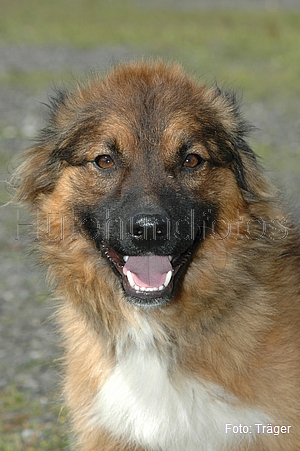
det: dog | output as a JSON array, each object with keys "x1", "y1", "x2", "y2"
[{"x1": 16, "y1": 61, "x2": 300, "y2": 450}]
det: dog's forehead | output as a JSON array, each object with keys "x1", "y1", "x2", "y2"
[
  {"x1": 79, "y1": 65, "x2": 202, "y2": 134},
  {"x1": 53, "y1": 63, "x2": 239, "y2": 166},
  {"x1": 90, "y1": 93, "x2": 203, "y2": 154},
  {"x1": 92, "y1": 111, "x2": 205, "y2": 163}
]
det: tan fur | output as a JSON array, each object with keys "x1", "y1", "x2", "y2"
[{"x1": 15, "y1": 61, "x2": 300, "y2": 450}]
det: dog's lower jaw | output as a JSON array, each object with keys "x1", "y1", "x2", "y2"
[
  {"x1": 121, "y1": 267, "x2": 174, "y2": 307},
  {"x1": 124, "y1": 292, "x2": 172, "y2": 308}
]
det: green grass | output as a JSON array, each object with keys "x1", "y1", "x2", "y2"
[
  {"x1": 0, "y1": 1, "x2": 300, "y2": 100},
  {"x1": 0, "y1": 383, "x2": 69, "y2": 451}
]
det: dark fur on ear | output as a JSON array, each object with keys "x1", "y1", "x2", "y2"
[
  {"x1": 231, "y1": 134, "x2": 257, "y2": 198},
  {"x1": 213, "y1": 87, "x2": 274, "y2": 203},
  {"x1": 13, "y1": 87, "x2": 79, "y2": 206}
]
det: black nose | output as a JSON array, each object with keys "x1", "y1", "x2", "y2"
[{"x1": 130, "y1": 214, "x2": 170, "y2": 242}]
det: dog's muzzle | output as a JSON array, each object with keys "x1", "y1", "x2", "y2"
[{"x1": 98, "y1": 212, "x2": 202, "y2": 308}]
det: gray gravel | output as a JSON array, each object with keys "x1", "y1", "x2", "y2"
[{"x1": 0, "y1": 45, "x2": 141, "y2": 78}]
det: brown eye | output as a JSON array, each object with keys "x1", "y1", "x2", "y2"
[
  {"x1": 182, "y1": 154, "x2": 203, "y2": 169},
  {"x1": 94, "y1": 154, "x2": 115, "y2": 169}
]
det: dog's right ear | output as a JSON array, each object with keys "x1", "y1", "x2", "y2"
[
  {"x1": 13, "y1": 88, "x2": 73, "y2": 207},
  {"x1": 13, "y1": 141, "x2": 63, "y2": 208}
]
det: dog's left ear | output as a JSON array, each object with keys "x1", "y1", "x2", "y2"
[
  {"x1": 231, "y1": 132, "x2": 258, "y2": 200},
  {"x1": 215, "y1": 88, "x2": 274, "y2": 203}
]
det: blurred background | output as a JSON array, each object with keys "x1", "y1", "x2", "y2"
[{"x1": 0, "y1": 0, "x2": 299, "y2": 449}]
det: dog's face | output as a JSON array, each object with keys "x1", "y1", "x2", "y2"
[{"x1": 17, "y1": 62, "x2": 263, "y2": 308}]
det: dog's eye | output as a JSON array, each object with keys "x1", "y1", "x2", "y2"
[
  {"x1": 94, "y1": 154, "x2": 115, "y2": 169},
  {"x1": 182, "y1": 154, "x2": 203, "y2": 169}
]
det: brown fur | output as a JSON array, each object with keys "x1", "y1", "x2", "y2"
[{"x1": 15, "y1": 61, "x2": 300, "y2": 450}]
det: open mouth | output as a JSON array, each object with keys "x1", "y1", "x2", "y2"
[{"x1": 100, "y1": 242, "x2": 196, "y2": 307}]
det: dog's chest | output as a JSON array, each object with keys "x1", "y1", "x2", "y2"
[{"x1": 91, "y1": 342, "x2": 268, "y2": 451}]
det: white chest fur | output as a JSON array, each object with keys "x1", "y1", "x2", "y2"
[{"x1": 90, "y1": 335, "x2": 269, "y2": 451}]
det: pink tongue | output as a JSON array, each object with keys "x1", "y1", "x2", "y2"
[{"x1": 123, "y1": 255, "x2": 172, "y2": 288}]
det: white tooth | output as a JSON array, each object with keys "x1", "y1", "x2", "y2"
[
  {"x1": 159, "y1": 285, "x2": 164, "y2": 290},
  {"x1": 127, "y1": 270, "x2": 135, "y2": 287},
  {"x1": 164, "y1": 270, "x2": 172, "y2": 287},
  {"x1": 140, "y1": 287, "x2": 146, "y2": 291},
  {"x1": 134, "y1": 285, "x2": 140, "y2": 291},
  {"x1": 153, "y1": 287, "x2": 158, "y2": 291},
  {"x1": 168, "y1": 256, "x2": 172, "y2": 261},
  {"x1": 124, "y1": 256, "x2": 129, "y2": 262}
]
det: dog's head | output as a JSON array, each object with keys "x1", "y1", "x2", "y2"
[{"x1": 16, "y1": 61, "x2": 274, "y2": 308}]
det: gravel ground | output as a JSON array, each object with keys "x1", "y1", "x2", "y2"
[{"x1": 0, "y1": 42, "x2": 299, "y2": 447}]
